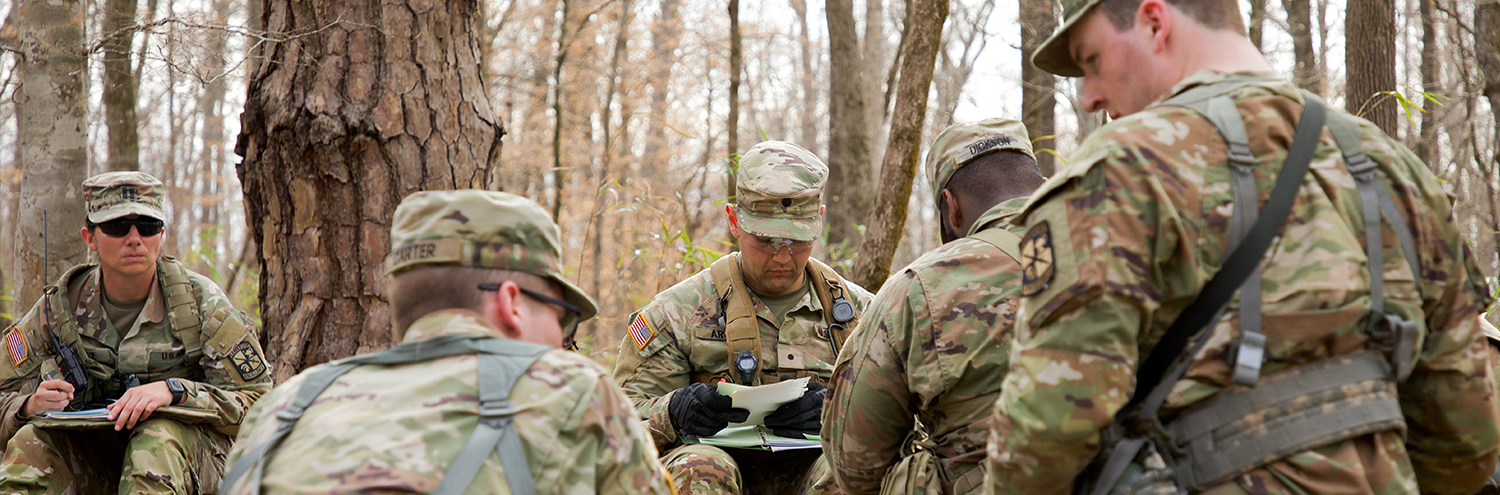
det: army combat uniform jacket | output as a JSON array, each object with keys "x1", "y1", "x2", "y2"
[
  {"x1": 0, "y1": 257, "x2": 272, "y2": 442},
  {"x1": 824, "y1": 198, "x2": 1027, "y2": 495},
  {"x1": 986, "y1": 71, "x2": 1499, "y2": 495},
  {"x1": 223, "y1": 309, "x2": 673, "y2": 495},
  {"x1": 612, "y1": 256, "x2": 873, "y2": 449}
]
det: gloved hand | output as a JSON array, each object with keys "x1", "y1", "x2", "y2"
[
  {"x1": 668, "y1": 382, "x2": 750, "y2": 437},
  {"x1": 765, "y1": 382, "x2": 826, "y2": 439}
]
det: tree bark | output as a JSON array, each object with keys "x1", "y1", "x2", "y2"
[
  {"x1": 1414, "y1": 0, "x2": 1439, "y2": 167},
  {"x1": 863, "y1": 0, "x2": 888, "y2": 162},
  {"x1": 102, "y1": 0, "x2": 139, "y2": 171},
  {"x1": 237, "y1": 0, "x2": 504, "y2": 379},
  {"x1": 10, "y1": 0, "x2": 89, "y2": 308},
  {"x1": 825, "y1": 0, "x2": 873, "y2": 251},
  {"x1": 850, "y1": 0, "x2": 947, "y2": 290},
  {"x1": 1346, "y1": 0, "x2": 1397, "y2": 135},
  {"x1": 1477, "y1": 1, "x2": 1500, "y2": 277},
  {"x1": 643, "y1": 0, "x2": 682, "y2": 183},
  {"x1": 790, "y1": 0, "x2": 819, "y2": 149},
  {"x1": 728, "y1": 0, "x2": 742, "y2": 206},
  {"x1": 1247, "y1": 0, "x2": 1267, "y2": 50},
  {"x1": 1021, "y1": 0, "x2": 1057, "y2": 175},
  {"x1": 1284, "y1": 0, "x2": 1321, "y2": 94}
]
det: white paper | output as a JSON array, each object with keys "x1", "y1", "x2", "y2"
[{"x1": 717, "y1": 376, "x2": 809, "y2": 427}]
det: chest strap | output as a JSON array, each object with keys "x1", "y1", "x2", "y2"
[
  {"x1": 218, "y1": 335, "x2": 550, "y2": 495},
  {"x1": 157, "y1": 256, "x2": 204, "y2": 363},
  {"x1": 710, "y1": 254, "x2": 860, "y2": 385}
]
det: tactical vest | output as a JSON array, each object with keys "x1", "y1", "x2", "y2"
[
  {"x1": 705, "y1": 253, "x2": 859, "y2": 386},
  {"x1": 42, "y1": 255, "x2": 208, "y2": 405},
  {"x1": 219, "y1": 334, "x2": 551, "y2": 495},
  {"x1": 1082, "y1": 82, "x2": 1422, "y2": 494}
]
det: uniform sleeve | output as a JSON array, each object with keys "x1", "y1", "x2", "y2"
[
  {"x1": 610, "y1": 309, "x2": 691, "y2": 450},
  {"x1": 219, "y1": 378, "x2": 295, "y2": 495},
  {"x1": 0, "y1": 298, "x2": 50, "y2": 445},
  {"x1": 1381, "y1": 137, "x2": 1500, "y2": 493},
  {"x1": 570, "y1": 364, "x2": 674, "y2": 494},
  {"x1": 822, "y1": 271, "x2": 921, "y2": 495},
  {"x1": 986, "y1": 161, "x2": 1162, "y2": 495},
  {"x1": 184, "y1": 293, "x2": 274, "y2": 438}
]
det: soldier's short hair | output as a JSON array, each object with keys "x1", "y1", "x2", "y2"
[
  {"x1": 1096, "y1": 0, "x2": 1245, "y2": 34},
  {"x1": 944, "y1": 150, "x2": 1044, "y2": 206},
  {"x1": 389, "y1": 266, "x2": 557, "y2": 334}
]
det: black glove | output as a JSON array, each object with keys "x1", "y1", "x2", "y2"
[
  {"x1": 765, "y1": 382, "x2": 826, "y2": 439},
  {"x1": 668, "y1": 382, "x2": 750, "y2": 437}
]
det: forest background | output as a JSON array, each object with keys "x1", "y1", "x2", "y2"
[{"x1": 0, "y1": 0, "x2": 1497, "y2": 379}]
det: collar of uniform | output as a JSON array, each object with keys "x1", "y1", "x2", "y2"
[
  {"x1": 80, "y1": 266, "x2": 167, "y2": 338},
  {"x1": 1160, "y1": 69, "x2": 1289, "y2": 105},
  {"x1": 967, "y1": 196, "x2": 1030, "y2": 237},
  {"x1": 748, "y1": 278, "x2": 821, "y2": 328},
  {"x1": 401, "y1": 309, "x2": 505, "y2": 343}
]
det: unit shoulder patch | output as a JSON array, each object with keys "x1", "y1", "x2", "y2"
[
  {"x1": 229, "y1": 340, "x2": 267, "y2": 381},
  {"x1": 1020, "y1": 221, "x2": 1056, "y2": 296}
]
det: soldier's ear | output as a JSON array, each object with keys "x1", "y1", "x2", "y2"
[
  {"x1": 80, "y1": 227, "x2": 97, "y2": 252},
  {"x1": 726, "y1": 205, "x2": 741, "y2": 238},
  {"x1": 940, "y1": 189, "x2": 963, "y2": 231}
]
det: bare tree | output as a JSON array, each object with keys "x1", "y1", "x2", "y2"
[
  {"x1": 728, "y1": 0, "x2": 742, "y2": 206},
  {"x1": 1248, "y1": 0, "x2": 1268, "y2": 50},
  {"x1": 851, "y1": 0, "x2": 947, "y2": 290},
  {"x1": 826, "y1": 0, "x2": 873, "y2": 253},
  {"x1": 1021, "y1": 0, "x2": 1057, "y2": 175},
  {"x1": 643, "y1": 0, "x2": 683, "y2": 184},
  {"x1": 790, "y1": 0, "x2": 820, "y2": 149},
  {"x1": 1346, "y1": 0, "x2": 1397, "y2": 135},
  {"x1": 1284, "y1": 0, "x2": 1322, "y2": 94},
  {"x1": 1414, "y1": 0, "x2": 1439, "y2": 166},
  {"x1": 237, "y1": 0, "x2": 504, "y2": 378},
  {"x1": 102, "y1": 0, "x2": 140, "y2": 171},
  {"x1": 4, "y1": 0, "x2": 90, "y2": 307}
]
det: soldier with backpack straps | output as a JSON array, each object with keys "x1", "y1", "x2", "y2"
[
  {"x1": 985, "y1": 0, "x2": 1499, "y2": 494},
  {"x1": 219, "y1": 190, "x2": 673, "y2": 495}
]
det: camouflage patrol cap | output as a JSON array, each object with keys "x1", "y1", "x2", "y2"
[
  {"x1": 385, "y1": 190, "x2": 599, "y2": 321},
  {"x1": 928, "y1": 118, "x2": 1035, "y2": 206},
  {"x1": 734, "y1": 141, "x2": 828, "y2": 242},
  {"x1": 82, "y1": 171, "x2": 166, "y2": 224},
  {"x1": 1031, "y1": 0, "x2": 1108, "y2": 77}
]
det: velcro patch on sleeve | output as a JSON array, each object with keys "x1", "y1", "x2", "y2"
[
  {"x1": 5, "y1": 327, "x2": 27, "y2": 367},
  {"x1": 206, "y1": 316, "x2": 248, "y2": 357},
  {"x1": 629, "y1": 313, "x2": 657, "y2": 350}
]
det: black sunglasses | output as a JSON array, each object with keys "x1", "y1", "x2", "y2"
[
  {"x1": 477, "y1": 283, "x2": 582, "y2": 349},
  {"x1": 94, "y1": 218, "x2": 165, "y2": 238}
]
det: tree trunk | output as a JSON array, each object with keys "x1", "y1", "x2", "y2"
[
  {"x1": 9, "y1": 0, "x2": 89, "y2": 308},
  {"x1": 643, "y1": 0, "x2": 682, "y2": 183},
  {"x1": 1247, "y1": 0, "x2": 1267, "y2": 50},
  {"x1": 1346, "y1": 0, "x2": 1397, "y2": 135},
  {"x1": 102, "y1": 0, "x2": 139, "y2": 171},
  {"x1": 587, "y1": 0, "x2": 633, "y2": 347},
  {"x1": 826, "y1": 0, "x2": 873, "y2": 252},
  {"x1": 1413, "y1": 0, "x2": 1439, "y2": 167},
  {"x1": 728, "y1": 0, "x2": 742, "y2": 206},
  {"x1": 791, "y1": 0, "x2": 819, "y2": 149},
  {"x1": 549, "y1": 0, "x2": 573, "y2": 220},
  {"x1": 1284, "y1": 0, "x2": 1321, "y2": 94},
  {"x1": 850, "y1": 0, "x2": 947, "y2": 290},
  {"x1": 1477, "y1": 1, "x2": 1500, "y2": 277},
  {"x1": 1021, "y1": 0, "x2": 1057, "y2": 175},
  {"x1": 237, "y1": 0, "x2": 504, "y2": 379},
  {"x1": 863, "y1": 0, "x2": 888, "y2": 162}
]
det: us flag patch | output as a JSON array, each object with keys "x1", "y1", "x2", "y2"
[
  {"x1": 629, "y1": 314, "x2": 656, "y2": 350},
  {"x1": 5, "y1": 327, "x2": 27, "y2": 367}
]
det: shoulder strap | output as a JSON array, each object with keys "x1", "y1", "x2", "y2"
[
  {"x1": 157, "y1": 256, "x2": 204, "y2": 362},
  {"x1": 432, "y1": 350, "x2": 543, "y2": 495},
  {"x1": 804, "y1": 258, "x2": 859, "y2": 356},
  {"x1": 1128, "y1": 97, "x2": 1328, "y2": 420},
  {"x1": 218, "y1": 335, "x2": 550, "y2": 495},
  {"x1": 712, "y1": 254, "x2": 765, "y2": 385},
  {"x1": 967, "y1": 226, "x2": 1023, "y2": 264}
]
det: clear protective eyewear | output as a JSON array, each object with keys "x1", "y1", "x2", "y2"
[{"x1": 743, "y1": 235, "x2": 814, "y2": 256}]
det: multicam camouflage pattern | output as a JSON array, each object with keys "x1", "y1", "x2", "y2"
[
  {"x1": 82, "y1": 171, "x2": 167, "y2": 224},
  {"x1": 611, "y1": 257, "x2": 872, "y2": 494},
  {"x1": 823, "y1": 197, "x2": 1027, "y2": 495},
  {"x1": 0, "y1": 258, "x2": 269, "y2": 494},
  {"x1": 1030, "y1": 0, "x2": 1106, "y2": 77},
  {"x1": 0, "y1": 417, "x2": 232, "y2": 494},
  {"x1": 222, "y1": 310, "x2": 672, "y2": 495},
  {"x1": 985, "y1": 70, "x2": 1500, "y2": 495},
  {"x1": 662, "y1": 444, "x2": 837, "y2": 494},
  {"x1": 735, "y1": 141, "x2": 829, "y2": 242},
  {"x1": 926, "y1": 118, "x2": 1036, "y2": 207},
  {"x1": 386, "y1": 190, "x2": 599, "y2": 320}
]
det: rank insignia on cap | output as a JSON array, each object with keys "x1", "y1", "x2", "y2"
[
  {"x1": 5, "y1": 327, "x2": 26, "y2": 367},
  {"x1": 1021, "y1": 221, "x2": 1055, "y2": 296},
  {"x1": 629, "y1": 313, "x2": 656, "y2": 350}
]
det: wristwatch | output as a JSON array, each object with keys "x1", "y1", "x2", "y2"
[{"x1": 165, "y1": 378, "x2": 186, "y2": 406}]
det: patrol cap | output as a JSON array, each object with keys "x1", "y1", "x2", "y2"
[
  {"x1": 82, "y1": 171, "x2": 166, "y2": 224},
  {"x1": 734, "y1": 141, "x2": 828, "y2": 242},
  {"x1": 927, "y1": 118, "x2": 1035, "y2": 206},
  {"x1": 1031, "y1": 0, "x2": 1108, "y2": 77},
  {"x1": 385, "y1": 190, "x2": 599, "y2": 321}
]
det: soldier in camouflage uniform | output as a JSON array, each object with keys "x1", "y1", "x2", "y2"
[
  {"x1": 612, "y1": 141, "x2": 874, "y2": 495},
  {"x1": 822, "y1": 119, "x2": 1043, "y2": 495},
  {"x1": 985, "y1": 1, "x2": 1499, "y2": 494},
  {"x1": 220, "y1": 190, "x2": 673, "y2": 495},
  {"x1": 0, "y1": 171, "x2": 272, "y2": 494}
]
